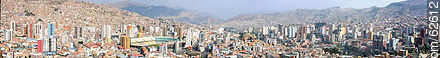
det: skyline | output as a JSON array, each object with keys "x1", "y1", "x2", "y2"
[{"x1": 0, "y1": 0, "x2": 437, "y2": 57}]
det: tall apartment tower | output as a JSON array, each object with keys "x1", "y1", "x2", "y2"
[
  {"x1": 330, "y1": 24, "x2": 336, "y2": 42},
  {"x1": 278, "y1": 24, "x2": 284, "y2": 36},
  {"x1": 126, "y1": 24, "x2": 134, "y2": 37},
  {"x1": 120, "y1": 36, "x2": 131, "y2": 49},
  {"x1": 138, "y1": 26, "x2": 144, "y2": 38},
  {"x1": 4, "y1": 30, "x2": 13, "y2": 41},
  {"x1": 262, "y1": 27, "x2": 269, "y2": 35},
  {"x1": 50, "y1": 37, "x2": 57, "y2": 52},
  {"x1": 175, "y1": 27, "x2": 184, "y2": 40},
  {"x1": 48, "y1": 23, "x2": 55, "y2": 36},
  {"x1": 102, "y1": 25, "x2": 112, "y2": 38},
  {"x1": 27, "y1": 22, "x2": 34, "y2": 38},
  {"x1": 10, "y1": 21, "x2": 16, "y2": 32},
  {"x1": 43, "y1": 36, "x2": 57, "y2": 54},
  {"x1": 74, "y1": 26, "x2": 83, "y2": 38},
  {"x1": 368, "y1": 31, "x2": 374, "y2": 40},
  {"x1": 35, "y1": 23, "x2": 42, "y2": 39},
  {"x1": 37, "y1": 40, "x2": 43, "y2": 53},
  {"x1": 7, "y1": 21, "x2": 16, "y2": 41}
]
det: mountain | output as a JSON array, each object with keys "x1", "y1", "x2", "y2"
[
  {"x1": 156, "y1": 10, "x2": 224, "y2": 25},
  {"x1": 122, "y1": 5, "x2": 182, "y2": 18},
  {"x1": 103, "y1": 1, "x2": 224, "y2": 25},
  {"x1": 221, "y1": 0, "x2": 426, "y2": 30}
]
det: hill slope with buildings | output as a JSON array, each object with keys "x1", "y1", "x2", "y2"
[
  {"x1": 1, "y1": 0, "x2": 204, "y2": 31},
  {"x1": 220, "y1": 0, "x2": 426, "y2": 30}
]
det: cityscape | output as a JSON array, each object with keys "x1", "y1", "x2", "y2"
[{"x1": 1, "y1": 0, "x2": 439, "y2": 58}]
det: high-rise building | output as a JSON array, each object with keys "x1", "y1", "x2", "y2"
[
  {"x1": 262, "y1": 27, "x2": 269, "y2": 35},
  {"x1": 50, "y1": 37, "x2": 57, "y2": 52},
  {"x1": 74, "y1": 26, "x2": 83, "y2": 38},
  {"x1": 287, "y1": 26, "x2": 296, "y2": 38},
  {"x1": 284, "y1": 27, "x2": 288, "y2": 37},
  {"x1": 269, "y1": 27, "x2": 277, "y2": 38},
  {"x1": 299, "y1": 26, "x2": 305, "y2": 38},
  {"x1": 306, "y1": 25, "x2": 312, "y2": 34},
  {"x1": 340, "y1": 27, "x2": 347, "y2": 35},
  {"x1": 368, "y1": 31, "x2": 374, "y2": 40},
  {"x1": 321, "y1": 26, "x2": 327, "y2": 35},
  {"x1": 161, "y1": 27, "x2": 167, "y2": 36},
  {"x1": 185, "y1": 29, "x2": 194, "y2": 48},
  {"x1": 174, "y1": 41, "x2": 181, "y2": 55},
  {"x1": 43, "y1": 37, "x2": 49, "y2": 52},
  {"x1": 120, "y1": 36, "x2": 131, "y2": 49},
  {"x1": 330, "y1": 24, "x2": 336, "y2": 42},
  {"x1": 43, "y1": 36, "x2": 56, "y2": 54},
  {"x1": 200, "y1": 31, "x2": 205, "y2": 44},
  {"x1": 278, "y1": 24, "x2": 284, "y2": 36},
  {"x1": 133, "y1": 25, "x2": 139, "y2": 36},
  {"x1": 35, "y1": 23, "x2": 42, "y2": 39},
  {"x1": 37, "y1": 40, "x2": 43, "y2": 53},
  {"x1": 48, "y1": 23, "x2": 55, "y2": 36},
  {"x1": 120, "y1": 24, "x2": 126, "y2": 34},
  {"x1": 27, "y1": 22, "x2": 34, "y2": 38},
  {"x1": 10, "y1": 21, "x2": 16, "y2": 31},
  {"x1": 286, "y1": 26, "x2": 291, "y2": 38},
  {"x1": 175, "y1": 27, "x2": 184, "y2": 40},
  {"x1": 138, "y1": 26, "x2": 144, "y2": 38},
  {"x1": 5, "y1": 30, "x2": 13, "y2": 41},
  {"x1": 190, "y1": 29, "x2": 200, "y2": 47},
  {"x1": 7, "y1": 21, "x2": 16, "y2": 41},
  {"x1": 373, "y1": 35, "x2": 384, "y2": 50},
  {"x1": 126, "y1": 24, "x2": 134, "y2": 37},
  {"x1": 101, "y1": 25, "x2": 112, "y2": 38},
  {"x1": 353, "y1": 26, "x2": 359, "y2": 39}
]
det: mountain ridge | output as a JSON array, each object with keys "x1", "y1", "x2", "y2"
[{"x1": 100, "y1": 0, "x2": 225, "y2": 25}]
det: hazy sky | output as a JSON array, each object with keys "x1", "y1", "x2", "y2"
[{"x1": 82, "y1": 0, "x2": 406, "y2": 20}]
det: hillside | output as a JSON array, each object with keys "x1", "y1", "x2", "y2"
[
  {"x1": 122, "y1": 5, "x2": 223, "y2": 25},
  {"x1": 1, "y1": 0, "x2": 202, "y2": 30},
  {"x1": 220, "y1": 0, "x2": 426, "y2": 30}
]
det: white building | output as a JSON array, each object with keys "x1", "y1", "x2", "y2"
[
  {"x1": 43, "y1": 36, "x2": 57, "y2": 52},
  {"x1": 10, "y1": 21, "x2": 16, "y2": 32},
  {"x1": 288, "y1": 27, "x2": 297, "y2": 38},
  {"x1": 4, "y1": 29, "x2": 13, "y2": 41},
  {"x1": 101, "y1": 25, "x2": 112, "y2": 38},
  {"x1": 262, "y1": 27, "x2": 269, "y2": 35}
]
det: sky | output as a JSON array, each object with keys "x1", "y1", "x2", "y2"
[{"x1": 82, "y1": 0, "x2": 406, "y2": 20}]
